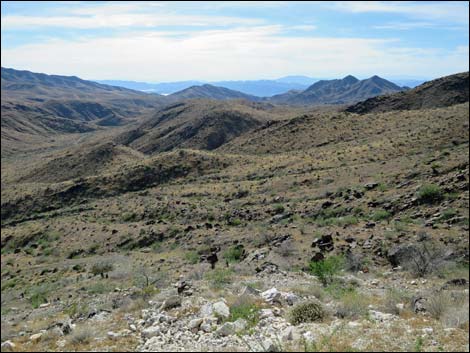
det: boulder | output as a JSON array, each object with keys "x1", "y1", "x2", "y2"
[
  {"x1": 1, "y1": 341, "x2": 16, "y2": 352},
  {"x1": 213, "y1": 301, "x2": 230, "y2": 318},
  {"x1": 161, "y1": 296, "x2": 182, "y2": 310},
  {"x1": 29, "y1": 333, "x2": 43, "y2": 343}
]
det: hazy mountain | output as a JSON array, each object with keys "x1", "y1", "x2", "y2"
[
  {"x1": 270, "y1": 75, "x2": 405, "y2": 105},
  {"x1": 96, "y1": 78, "x2": 309, "y2": 97},
  {"x1": 168, "y1": 84, "x2": 261, "y2": 101},
  {"x1": 346, "y1": 72, "x2": 470, "y2": 114}
]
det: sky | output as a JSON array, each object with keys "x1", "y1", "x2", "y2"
[{"x1": 1, "y1": 1, "x2": 469, "y2": 82}]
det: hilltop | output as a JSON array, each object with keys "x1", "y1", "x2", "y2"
[
  {"x1": 271, "y1": 75, "x2": 405, "y2": 105},
  {"x1": 346, "y1": 72, "x2": 469, "y2": 114}
]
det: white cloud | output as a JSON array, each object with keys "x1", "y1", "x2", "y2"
[
  {"x1": 1, "y1": 2, "x2": 264, "y2": 30},
  {"x1": 2, "y1": 27, "x2": 468, "y2": 81},
  {"x1": 329, "y1": 1, "x2": 469, "y2": 24}
]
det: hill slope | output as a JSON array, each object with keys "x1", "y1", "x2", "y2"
[
  {"x1": 346, "y1": 72, "x2": 469, "y2": 114},
  {"x1": 270, "y1": 75, "x2": 404, "y2": 105},
  {"x1": 115, "y1": 100, "x2": 268, "y2": 154}
]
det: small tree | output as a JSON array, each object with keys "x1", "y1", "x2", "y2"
[
  {"x1": 405, "y1": 243, "x2": 447, "y2": 278},
  {"x1": 309, "y1": 255, "x2": 344, "y2": 286}
]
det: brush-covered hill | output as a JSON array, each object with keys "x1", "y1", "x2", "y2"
[
  {"x1": 168, "y1": 84, "x2": 261, "y2": 101},
  {"x1": 346, "y1": 72, "x2": 469, "y2": 114},
  {"x1": 114, "y1": 100, "x2": 270, "y2": 154},
  {"x1": 1, "y1": 68, "x2": 167, "y2": 156},
  {"x1": 270, "y1": 75, "x2": 404, "y2": 105}
]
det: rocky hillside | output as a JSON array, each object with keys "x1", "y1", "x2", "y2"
[
  {"x1": 114, "y1": 100, "x2": 269, "y2": 154},
  {"x1": 346, "y1": 72, "x2": 469, "y2": 114},
  {"x1": 270, "y1": 75, "x2": 404, "y2": 105}
]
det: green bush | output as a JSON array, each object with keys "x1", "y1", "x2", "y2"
[
  {"x1": 205, "y1": 268, "x2": 234, "y2": 289},
  {"x1": 417, "y1": 184, "x2": 443, "y2": 204},
  {"x1": 227, "y1": 296, "x2": 261, "y2": 329},
  {"x1": 273, "y1": 204, "x2": 285, "y2": 214},
  {"x1": 289, "y1": 300, "x2": 325, "y2": 325},
  {"x1": 185, "y1": 251, "x2": 200, "y2": 264},
  {"x1": 223, "y1": 246, "x2": 244, "y2": 263},
  {"x1": 371, "y1": 209, "x2": 391, "y2": 222},
  {"x1": 309, "y1": 256, "x2": 344, "y2": 286}
]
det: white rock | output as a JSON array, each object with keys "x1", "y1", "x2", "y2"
[
  {"x1": 200, "y1": 323, "x2": 212, "y2": 333},
  {"x1": 422, "y1": 327, "x2": 433, "y2": 335},
  {"x1": 281, "y1": 326, "x2": 294, "y2": 342},
  {"x1": 1, "y1": 341, "x2": 15, "y2": 352},
  {"x1": 260, "y1": 309, "x2": 275, "y2": 319},
  {"x1": 261, "y1": 288, "x2": 281, "y2": 304},
  {"x1": 129, "y1": 324, "x2": 137, "y2": 332},
  {"x1": 396, "y1": 303, "x2": 405, "y2": 311},
  {"x1": 39, "y1": 303, "x2": 50, "y2": 308},
  {"x1": 189, "y1": 318, "x2": 203, "y2": 330},
  {"x1": 347, "y1": 321, "x2": 362, "y2": 328},
  {"x1": 232, "y1": 318, "x2": 247, "y2": 332},
  {"x1": 303, "y1": 331, "x2": 315, "y2": 345},
  {"x1": 29, "y1": 333, "x2": 43, "y2": 342},
  {"x1": 199, "y1": 303, "x2": 214, "y2": 317},
  {"x1": 213, "y1": 301, "x2": 230, "y2": 318},
  {"x1": 368, "y1": 310, "x2": 396, "y2": 322},
  {"x1": 107, "y1": 331, "x2": 120, "y2": 340},
  {"x1": 142, "y1": 326, "x2": 161, "y2": 338}
]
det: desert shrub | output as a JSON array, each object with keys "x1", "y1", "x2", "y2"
[
  {"x1": 309, "y1": 255, "x2": 344, "y2": 286},
  {"x1": 343, "y1": 251, "x2": 366, "y2": 272},
  {"x1": 336, "y1": 291, "x2": 369, "y2": 319},
  {"x1": 64, "y1": 301, "x2": 90, "y2": 319},
  {"x1": 29, "y1": 286, "x2": 49, "y2": 309},
  {"x1": 227, "y1": 296, "x2": 261, "y2": 328},
  {"x1": 371, "y1": 209, "x2": 391, "y2": 222},
  {"x1": 185, "y1": 251, "x2": 200, "y2": 264},
  {"x1": 439, "y1": 208, "x2": 458, "y2": 221},
  {"x1": 289, "y1": 300, "x2": 326, "y2": 325},
  {"x1": 273, "y1": 204, "x2": 285, "y2": 214},
  {"x1": 223, "y1": 246, "x2": 244, "y2": 263},
  {"x1": 383, "y1": 288, "x2": 411, "y2": 315},
  {"x1": 69, "y1": 326, "x2": 93, "y2": 345},
  {"x1": 90, "y1": 262, "x2": 114, "y2": 278},
  {"x1": 426, "y1": 291, "x2": 452, "y2": 319},
  {"x1": 275, "y1": 239, "x2": 296, "y2": 257},
  {"x1": 205, "y1": 268, "x2": 234, "y2": 289},
  {"x1": 441, "y1": 301, "x2": 469, "y2": 329},
  {"x1": 417, "y1": 184, "x2": 443, "y2": 204},
  {"x1": 121, "y1": 212, "x2": 137, "y2": 222},
  {"x1": 402, "y1": 243, "x2": 448, "y2": 278}
]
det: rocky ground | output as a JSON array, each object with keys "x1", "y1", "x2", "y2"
[{"x1": 1, "y1": 263, "x2": 469, "y2": 352}]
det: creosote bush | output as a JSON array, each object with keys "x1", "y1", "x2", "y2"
[
  {"x1": 289, "y1": 300, "x2": 326, "y2": 325},
  {"x1": 309, "y1": 255, "x2": 344, "y2": 286},
  {"x1": 417, "y1": 184, "x2": 443, "y2": 204}
]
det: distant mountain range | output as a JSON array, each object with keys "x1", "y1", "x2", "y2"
[
  {"x1": 160, "y1": 75, "x2": 406, "y2": 105},
  {"x1": 96, "y1": 77, "x2": 314, "y2": 97},
  {"x1": 96, "y1": 76, "x2": 425, "y2": 97}
]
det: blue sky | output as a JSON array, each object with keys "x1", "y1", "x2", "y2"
[{"x1": 1, "y1": 1, "x2": 468, "y2": 81}]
